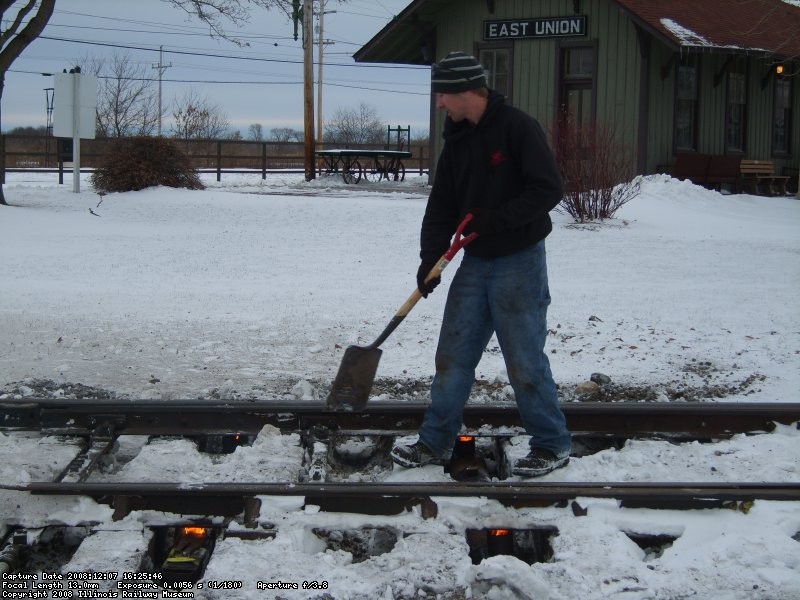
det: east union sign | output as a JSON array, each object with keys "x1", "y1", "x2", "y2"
[{"x1": 483, "y1": 15, "x2": 587, "y2": 40}]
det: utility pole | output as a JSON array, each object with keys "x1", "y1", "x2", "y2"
[
  {"x1": 303, "y1": 0, "x2": 315, "y2": 181},
  {"x1": 44, "y1": 86, "x2": 54, "y2": 166},
  {"x1": 151, "y1": 46, "x2": 172, "y2": 136},
  {"x1": 316, "y1": 0, "x2": 335, "y2": 146}
]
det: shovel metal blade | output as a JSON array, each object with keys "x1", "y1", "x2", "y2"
[{"x1": 326, "y1": 345, "x2": 383, "y2": 410}]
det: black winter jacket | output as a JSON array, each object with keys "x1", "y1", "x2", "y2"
[{"x1": 420, "y1": 90, "x2": 563, "y2": 262}]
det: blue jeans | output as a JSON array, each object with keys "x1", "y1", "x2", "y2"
[{"x1": 419, "y1": 240, "x2": 571, "y2": 458}]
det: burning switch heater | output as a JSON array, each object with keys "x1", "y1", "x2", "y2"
[
  {"x1": 466, "y1": 527, "x2": 557, "y2": 565},
  {"x1": 195, "y1": 434, "x2": 254, "y2": 454},
  {"x1": 155, "y1": 526, "x2": 216, "y2": 583},
  {"x1": 447, "y1": 435, "x2": 492, "y2": 481},
  {"x1": 487, "y1": 528, "x2": 514, "y2": 555}
]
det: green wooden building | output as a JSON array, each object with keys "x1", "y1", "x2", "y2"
[{"x1": 355, "y1": 0, "x2": 800, "y2": 185}]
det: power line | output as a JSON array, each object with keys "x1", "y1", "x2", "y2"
[
  {"x1": 42, "y1": 21, "x2": 296, "y2": 42},
  {"x1": 33, "y1": 34, "x2": 426, "y2": 70},
  {"x1": 9, "y1": 68, "x2": 429, "y2": 95}
]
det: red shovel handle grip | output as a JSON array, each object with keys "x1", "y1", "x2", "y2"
[
  {"x1": 421, "y1": 213, "x2": 478, "y2": 287},
  {"x1": 443, "y1": 213, "x2": 479, "y2": 260},
  {"x1": 363, "y1": 214, "x2": 480, "y2": 351}
]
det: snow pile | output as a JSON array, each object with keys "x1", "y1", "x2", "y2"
[
  {"x1": 1, "y1": 172, "x2": 797, "y2": 404},
  {"x1": 0, "y1": 171, "x2": 799, "y2": 598}
]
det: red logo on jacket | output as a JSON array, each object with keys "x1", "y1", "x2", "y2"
[{"x1": 489, "y1": 150, "x2": 506, "y2": 166}]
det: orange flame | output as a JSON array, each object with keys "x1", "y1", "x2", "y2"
[
  {"x1": 458, "y1": 436, "x2": 474, "y2": 443},
  {"x1": 181, "y1": 527, "x2": 209, "y2": 538},
  {"x1": 489, "y1": 529, "x2": 510, "y2": 537}
]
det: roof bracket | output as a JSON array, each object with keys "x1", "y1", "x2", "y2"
[
  {"x1": 714, "y1": 55, "x2": 734, "y2": 87},
  {"x1": 660, "y1": 53, "x2": 678, "y2": 80}
]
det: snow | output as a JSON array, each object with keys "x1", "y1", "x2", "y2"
[
  {"x1": 658, "y1": 18, "x2": 764, "y2": 53},
  {"x1": 660, "y1": 18, "x2": 713, "y2": 47},
  {"x1": 0, "y1": 171, "x2": 799, "y2": 598},
  {"x1": 1, "y1": 172, "x2": 797, "y2": 403}
]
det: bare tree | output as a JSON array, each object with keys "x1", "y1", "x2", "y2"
[
  {"x1": 552, "y1": 115, "x2": 640, "y2": 222},
  {"x1": 172, "y1": 89, "x2": 231, "y2": 139},
  {"x1": 84, "y1": 52, "x2": 161, "y2": 138},
  {"x1": 0, "y1": 0, "x2": 56, "y2": 205},
  {"x1": 248, "y1": 123, "x2": 264, "y2": 141},
  {"x1": 167, "y1": 0, "x2": 294, "y2": 44},
  {"x1": 0, "y1": 0, "x2": 291, "y2": 205},
  {"x1": 324, "y1": 103, "x2": 384, "y2": 146},
  {"x1": 269, "y1": 127, "x2": 303, "y2": 142}
]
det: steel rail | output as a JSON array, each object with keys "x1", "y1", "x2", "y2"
[
  {"x1": 6, "y1": 481, "x2": 797, "y2": 526},
  {"x1": 2, "y1": 401, "x2": 799, "y2": 437},
  {"x1": 6, "y1": 481, "x2": 799, "y2": 515},
  {"x1": 14, "y1": 480, "x2": 800, "y2": 501}
]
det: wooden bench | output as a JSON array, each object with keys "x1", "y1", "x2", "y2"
[
  {"x1": 671, "y1": 153, "x2": 711, "y2": 186},
  {"x1": 671, "y1": 153, "x2": 740, "y2": 191},
  {"x1": 706, "y1": 154, "x2": 742, "y2": 190},
  {"x1": 739, "y1": 160, "x2": 791, "y2": 196}
]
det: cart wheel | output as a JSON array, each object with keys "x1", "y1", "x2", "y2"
[
  {"x1": 389, "y1": 161, "x2": 406, "y2": 181},
  {"x1": 342, "y1": 160, "x2": 362, "y2": 184},
  {"x1": 363, "y1": 163, "x2": 383, "y2": 183}
]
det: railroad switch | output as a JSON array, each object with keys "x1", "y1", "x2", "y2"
[
  {"x1": 56, "y1": 421, "x2": 119, "y2": 483},
  {"x1": 466, "y1": 526, "x2": 556, "y2": 565}
]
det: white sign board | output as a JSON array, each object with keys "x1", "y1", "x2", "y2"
[{"x1": 53, "y1": 72, "x2": 97, "y2": 139}]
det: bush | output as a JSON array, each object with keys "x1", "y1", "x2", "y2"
[
  {"x1": 90, "y1": 136, "x2": 204, "y2": 193},
  {"x1": 552, "y1": 116, "x2": 640, "y2": 222}
]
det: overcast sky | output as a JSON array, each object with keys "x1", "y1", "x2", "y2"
[{"x1": 1, "y1": 0, "x2": 432, "y2": 137}]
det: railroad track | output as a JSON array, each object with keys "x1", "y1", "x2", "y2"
[
  {"x1": 1, "y1": 399, "x2": 798, "y2": 587},
  {"x1": 2, "y1": 399, "x2": 798, "y2": 511},
  {"x1": 5, "y1": 398, "x2": 798, "y2": 436}
]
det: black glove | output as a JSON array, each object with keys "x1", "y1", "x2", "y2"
[
  {"x1": 464, "y1": 208, "x2": 500, "y2": 235},
  {"x1": 416, "y1": 259, "x2": 441, "y2": 298}
]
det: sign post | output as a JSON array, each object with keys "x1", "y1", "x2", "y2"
[{"x1": 53, "y1": 67, "x2": 97, "y2": 193}]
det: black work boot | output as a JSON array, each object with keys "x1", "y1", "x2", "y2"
[
  {"x1": 391, "y1": 440, "x2": 445, "y2": 468},
  {"x1": 512, "y1": 448, "x2": 569, "y2": 477}
]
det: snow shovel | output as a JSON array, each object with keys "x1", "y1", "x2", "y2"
[{"x1": 327, "y1": 213, "x2": 478, "y2": 410}]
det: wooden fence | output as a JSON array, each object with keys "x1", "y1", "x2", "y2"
[{"x1": 0, "y1": 135, "x2": 429, "y2": 183}]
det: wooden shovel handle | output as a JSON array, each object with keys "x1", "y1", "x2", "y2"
[
  {"x1": 368, "y1": 214, "x2": 478, "y2": 349},
  {"x1": 397, "y1": 213, "x2": 478, "y2": 318}
]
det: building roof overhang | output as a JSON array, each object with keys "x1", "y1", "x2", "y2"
[
  {"x1": 614, "y1": 0, "x2": 800, "y2": 60},
  {"x1": 353, "y1": 0, "x2": 447, "y2": 65},
  {"x1": 354, "y1": 0, "x2": 800, "y2": 64}
]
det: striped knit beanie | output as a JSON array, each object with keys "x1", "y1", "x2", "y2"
[{"x1": 431, "y1": 51, "x2": 488, "y2": 94}]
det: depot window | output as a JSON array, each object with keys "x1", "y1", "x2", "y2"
[
  {"x1": 773, "y1": 76, "x2": 793, "y2": 156},
  {"x1": 675, "y1": 55, "x2": 700, "y2": 152},
  {"x1": 478, "y1": 43, "x2": 513, "y2": 100},
  {"x1": 725, "y1": 59, "x2": 747, "y2": 153}
]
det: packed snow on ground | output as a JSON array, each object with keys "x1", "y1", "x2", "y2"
[{"x1": 0, "y1": 172, "x2": 798, "y2": 599}]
